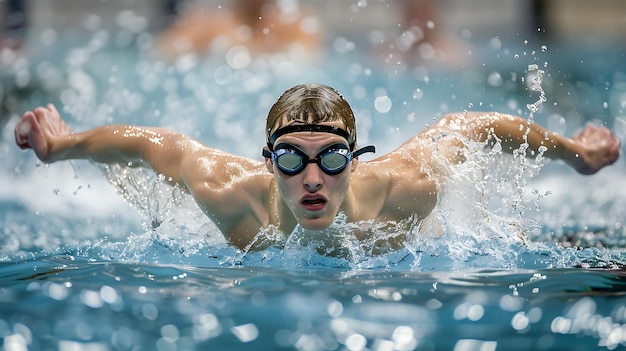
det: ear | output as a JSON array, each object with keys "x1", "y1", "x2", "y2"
[
  {"x1": 350, "y1": 157, "x2": 358, "y2": 173},
  {"x1": 263, "y1": 146, "x2": 275, "y2": 173}
]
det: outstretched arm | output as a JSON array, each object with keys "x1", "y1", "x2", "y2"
[
  {"x1": 15, "y1": 104, "x2": 273, "y2": 247},
  {"x1": 15, "y1": 104, "x2": 224, "y2": 186},
  {"x1": 427, "y1": 112, "x2": 620, "y2": 174}
]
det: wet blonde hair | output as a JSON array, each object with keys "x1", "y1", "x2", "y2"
[{"x1": 266, "y1": 83, "x2": 357, "y2": 148}]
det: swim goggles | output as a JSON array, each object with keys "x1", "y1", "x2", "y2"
[{"x1": 262, "y1": 143, "x2": 376, "y2": 176}]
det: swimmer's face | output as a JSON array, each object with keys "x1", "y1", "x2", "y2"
[{"x1": 265, "y1": 123, "x2": 357, "y2": 230}]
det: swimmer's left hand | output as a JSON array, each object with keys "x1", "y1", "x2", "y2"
[{"x1": 571, "y1": 125, "x2": 620, "y2": 175}]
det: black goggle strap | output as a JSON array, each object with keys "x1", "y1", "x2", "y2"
[
  {"x1": 267, "y1": 125, "x2": 355, "y2": 150},
  {"x1": 262, "y1": 148, "x2": 275, "y2": 159},
  {"x1": 351, "y1": 145, "x2": 376, "y2": 158},
  {"x1": 262, "y1": 148, "x2": 274, "y2": 159}
]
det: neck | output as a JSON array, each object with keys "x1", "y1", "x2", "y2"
[
  {"x1": 269, "y1": 181, "x2": 299, "y2": 234},
  {"x1": 338, "y1": 185, "x2": 358, "y2": 220}
]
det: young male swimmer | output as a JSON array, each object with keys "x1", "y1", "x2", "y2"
[{"x1": 14, "y1": 83, "x2": 620, "y2": 249}]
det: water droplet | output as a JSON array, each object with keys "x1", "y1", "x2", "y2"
[
  {"x1": 412, "y1": 88, "x2": 423, "y2": 100},
  {"x1": 81, "y1": 289, "x2": 104, "y2": 308},
  {"x1": 374, "y1": 95, "x2": 392, "y2": 113},
  {"x1": 73, "y1": 186, "x2": 82, "y2": 195},
  {"x1": 511, "y1": 311, "x2": 530, "y2": 331},
  {"x1": 489, "y1": 37, "x2": 502, "y2": 50},
  {"x1": 214, "y1": 65, "x2": 232, "y2": 85},
  {"x1": 487, "y1": 71, "x2": 503, "y2": 87},
  {"x1": 226, "y1": 45, "x2": 251, "y2": 69},
  {"x1": 161, "y1": 324, "x2": 180, "y2": 343},
  {"x1": 231, "y1": 323, "x2": 259, "y2": 343}
]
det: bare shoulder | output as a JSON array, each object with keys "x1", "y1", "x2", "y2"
[
  {"x1": 178, "y1": 147, "x2": 273, "y2": 236},
  {"x1": 181, "y1": 147, "x2": 271, "y2": 203},
  {"x1": 354, "y1": 140, "x2": 439, "y2": 222}
]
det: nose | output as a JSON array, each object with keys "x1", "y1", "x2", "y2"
[{"x1": 302, "y1": 163, "x2": 323, "y2": 192}]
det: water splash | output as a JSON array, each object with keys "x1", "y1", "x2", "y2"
[
  {"x1": 526, "y1": 64, "x2": 547, "y2": 115},
  {"x1": 80, "y1": 116, "x2": 624, "y2": 271},
  {"x1": 4, "y1": 21, "x2": 624, "y2": 271},
  {"x1": 502, "y1": 64, "x2": 549, "y2": 217}
]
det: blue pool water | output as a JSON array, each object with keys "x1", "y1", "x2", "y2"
[{"x1": 2, "y1": 15, "x2": 626, "y2": 351}]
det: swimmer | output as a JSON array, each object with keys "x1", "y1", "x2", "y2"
[
  {"x1": 14, "y1": 84, "x2": 620, "y2": 249},
  {"x1": 155, "y1": 0, "x2": 321, "y2": 61}
]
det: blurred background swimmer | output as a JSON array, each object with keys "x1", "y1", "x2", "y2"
[
  {"x1": 372, "y1": 0, "x2": 473, "y2": 71},
  {"x1": 0, "y1": 0, "x2": 27, "y2": 130},
  {"x1": 154, "y1": 0, "x2": 322, "y2": 62},
  {"x1": 0, "y1": 0, "x2": 26, "y2": 53}
]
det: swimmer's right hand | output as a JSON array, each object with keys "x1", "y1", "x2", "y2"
[{"x1": 14, "y1": 104, "x2": 73, "y2": 162}]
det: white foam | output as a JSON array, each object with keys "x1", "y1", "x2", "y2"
[{"x1": 2, "y1": 159, "x2": 140, "y2": 222}]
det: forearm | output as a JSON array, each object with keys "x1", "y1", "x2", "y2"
[
  {"x1": 52, "y1": 125, "x2": 190, "y2": 183},
  {"x1": 52, "y1": 125, "x2": 154, "y2": 162},
  {"x1": 437, "y1": 112, "x2": 585, "y2": 169}
]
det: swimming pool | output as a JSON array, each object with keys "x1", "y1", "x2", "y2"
[{"x1": 2, "y1": 13, "x2": 626, "y2": 351}]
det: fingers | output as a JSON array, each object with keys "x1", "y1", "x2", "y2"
[
  {"x1": 613, "y1": 135, "x2": 622, "y2": 152},
  {"x1": 572, "y1": 125, "x2": 593, "y2": 142},
  {"x1": 575, "y1": 125, "x2": 618, "y2": 144},
  {"x1": 14, "y1": 111, "x2": 35, "y2": 149},
  {"x1": 47, "y1": 103, "x2": 59, "y2": 116},
  {"x1": 33, "y1": 105, "x2": 51, "y2": 120},
  {"x1": 593, "y1": 126, "x2": 620, "y2": 168},
  {"x1": 14, "y1": 105, "x2": 55, "y2": 150},
  {"x1": 14, "y1": 104, "x2": 67, "y2": 162},
  {"x1": 571, "y1": 124, "x2": 621, "y2": 174}
]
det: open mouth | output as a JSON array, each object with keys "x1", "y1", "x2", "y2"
[{"x1": 301, "y1": 196, "x2": 327, "y2": 210}]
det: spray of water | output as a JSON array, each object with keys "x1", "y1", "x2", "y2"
[
  {"x1": 89, "y1": 60, "x2": 606, "y2": 271},
  {"x1": 508, "y1": 64, "x2": 548, "y2": 216},
  {"x1": 6, "y1": 22, "x2": 625, "y2": 270}
]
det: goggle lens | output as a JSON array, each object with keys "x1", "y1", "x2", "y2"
[
  {"x1": 276, "y1": 153, "x2": 305, "y2": 171},
  {"x1": 319, "y1": 152, "x2": 348, "y2": 172}
]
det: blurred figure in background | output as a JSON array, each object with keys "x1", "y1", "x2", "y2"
[
  {"x1": 378, "y1": 0, "x2": 471, "y2": 70},
  {"x1": 0, "y1": 0, "x2": 26, "y2": 53},
  {"x1": 155, "y1": 0, "x2": 322, "y2": 62},
  {"x1": 1, "y1": 0, "x2": 27, "y2": 130}
]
